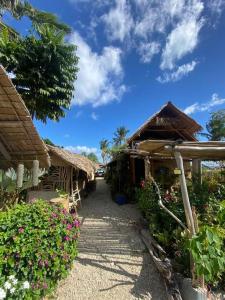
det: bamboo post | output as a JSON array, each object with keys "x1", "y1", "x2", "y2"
[
  {"x1": 16, "y1": 163, "x2": 24, "y2": 188},
  {"x1": 32, "y1": 160, "x2": 39, "y2": 186},
  {"x1": 174, "y1": 151, "x2": 196, "y2": 235}
]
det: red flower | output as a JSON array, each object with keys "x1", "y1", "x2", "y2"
[{"x1": 18, "y1": 227, "x2": 24, "y2": 233}]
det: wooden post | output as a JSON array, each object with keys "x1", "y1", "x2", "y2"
[
  {"x1": 16, "y1": 163, "x2": 24, "y2": 188},
  {"x1": 174, "y1": 151, "x2": 196, "y2": 235},
  {"x1": 32, "y1": 160, "x2": 39, "y2": 186},
  {"x1": 144, "y1": 156, "x2": 151, "y2": 180},
  {"x1": 130, "y1": 157, "x2": 136, "y2": 185},
  {"x1": 192, "y1": 159, "x2": 202, "y2": 185}
]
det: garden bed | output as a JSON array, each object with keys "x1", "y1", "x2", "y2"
[
  {"x1": 0, "y1": 200, "x2": 80, "y2": 299},
  {"x1": 136, "y1": 176, "x2": 225, "y2": 296}
]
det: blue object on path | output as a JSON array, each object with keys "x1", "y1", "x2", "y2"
[{"x1": 115, "y1": 194, "x2": 127, "y2": 205}]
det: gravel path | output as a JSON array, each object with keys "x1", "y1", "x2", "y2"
[{"x1": 56, "y1": 178, "x2": 167, "y2": 300}]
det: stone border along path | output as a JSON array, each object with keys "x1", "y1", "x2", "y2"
[{"x1": 56, "y1": 178, "x2": 167, "y2": 300}]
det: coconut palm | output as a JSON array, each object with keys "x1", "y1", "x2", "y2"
[
  {"x1": 100, "y1": 139, "x2": 109, "y2": 164},
  {"x1": 200, "y1": 109, "x2": 225, "y2": 141},
  {"x1": 113, "y1": 126, "x2": 129, "y2": 146},
  {"x1": 0, "y1": 1, "x2": 70, "y2": 33},
  {"x1": 0, "y1": 0, "x2": 19, "y2": 11}
]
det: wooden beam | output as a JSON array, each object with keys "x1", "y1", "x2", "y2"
[
  {"x1": 0, "y1": 120, "x2": 23, "y2": 127},
  {"x1": 0, "y1": 140, "x2": 11, "y2": 160}
]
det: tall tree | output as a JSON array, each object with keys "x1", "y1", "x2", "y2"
[
  {"x1": 0, "y1": 1, "x2": 70, "y2": 33},
  {"x1": 100, "y1": 139, "x2": 109, "y2": 164},
  {"x1": 81, "y1": 152, "x2": 98, "y2": 163},
  {"x1": 0, "y1": 0, "x2": 19, "y2": 14},
  {"x1": 0, "y1": 25, "x2": 78, "y2": 122},
  {"x1": 113, "y1": 126, "x2": 129, "y2": 146},
  {"x1": 202, "y1": 110, "x2": 225, "y2": 141}
]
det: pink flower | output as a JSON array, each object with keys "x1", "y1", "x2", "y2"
[
  {"x1": 61, "y1": 208, "x2": 67, "y2": 215},
  {"x1": 45, "y1": 260, "x2": 49, "y2": 267},
  {"x1": 42, "y1": 282, "x2": 48, "y2": 289},
  {"x1": 66, "y1": 224, "x2": 72, "y2": 230},
  {"x1": 64, "y1": 236, "x2": 70, "y2": 241},
  {"x1": 73, "y1": 220, "x2": 80, "y2": 228},
  {"x1": 18, "y1": 227, "x2": 24, "y2": 233}
]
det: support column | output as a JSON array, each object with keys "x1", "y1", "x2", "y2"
[
  {"x1": 16, "y1": 163, "x2": 24, "y2": 188},
  {"x1": 144, "y1": 156, "x2": 151, "y2": 180},
  {"x1": 192, "y1": 159, "x2": 202, "y2": 185},
  {"x1": 130, "y1": 157, "x2": 136, "y2": 185},
  {"x1": 174, "y1": 151, "x2": 196, "y2": 235},
  {"x1": 32, "y1": 160, "x2": 39, "y2": 186}
]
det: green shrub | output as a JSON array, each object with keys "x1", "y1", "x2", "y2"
[
  {"x1": 0, "y1": 200, "x2": 80, "y2": 299},
  {"x1": 186, "y1": 201, "x2": 225, "y2": 286}
]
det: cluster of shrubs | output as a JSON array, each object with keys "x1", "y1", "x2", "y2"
[
  {"x1": 136, "y1": 178, "x2": 225, "y2": 289},
  {"x1": 0, "y1": 200, "x2": 80, "y2": 299}
]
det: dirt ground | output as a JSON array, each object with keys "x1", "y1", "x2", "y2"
[{"x1": 56, "y1": 178, "x2": 167, "y2": 300}]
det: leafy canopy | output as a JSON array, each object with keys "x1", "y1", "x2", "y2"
[
  {"x1": 100, "y1": 139, "x2": 110, "y2": 164},
  {"x1": 202, "y1": 110, "x2": 225, "y2": 141},
  {"x1": 81, "y1": 152, "x2": 99, "y2": 163},
  {"x1": 0, "y1": 25, "x2": 79, "y2": 122},
  {"x1": 113, "y1": 126, "x2": 129, "y2": 146}
]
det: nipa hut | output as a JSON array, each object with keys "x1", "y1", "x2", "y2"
[
  {"x1": 107, "y1": 102, "x2": 203, "y2": 199},
  {"x1": 0, "y1": 65, "x2": 50, "y2": 188},
  {"x1": 32, "y1": 145, "x2": 96, "y2": 203}
]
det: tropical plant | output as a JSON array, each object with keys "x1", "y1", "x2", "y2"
[
  {"x1": 0, "y1": 1, "x2": 70, "y2": 33},
  {"x1": 81, "y1": 152, "x2": 98, "y2": 163},
  {"x1": 0, "y1": 25, "x2": 79, "y2": 122},
  {"x1": 0, "y1": 200, "x2": 80, "y2": 298},
  {"x1": 100, "y1": 139, "x2": 110, "y2": 164},
  {"x1": 201, "y1": 109, "x2": 225, "y2": 141},
  {"x1": 113, "y1": 126, "x2": 129, "y2": 146},
  {"x1": 0, "y1": 0, "x2": 19, "y2": 14},
  {"x1": 43, "y1": 138, "x2": 55, "y2": 146},
  {"x1": 186, "y1": 201, "x2": 225, "y2": 285}
]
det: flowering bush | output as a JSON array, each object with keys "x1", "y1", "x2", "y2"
[{"x1": 0, "y1": 200, "x2": 80, "y2": 299}]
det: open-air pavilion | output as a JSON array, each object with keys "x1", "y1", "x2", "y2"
[{"x1": 0, "y1": 65, "x2": 50, "y2": 187}]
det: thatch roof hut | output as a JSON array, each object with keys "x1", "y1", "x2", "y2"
[
  {"x1": 0, "y1": 65, "x2": 50, "y2": 170},
  {"x1": 34, "y1": 145, "x2": 96, "y2": 199},
  {"x1": 47, "y1": 145, "x2": 96, "y2": 179},
  {"x1": 128, "y1": 102, "x2": 202, "y2": 145}
]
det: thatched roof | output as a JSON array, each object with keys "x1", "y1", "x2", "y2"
[
  {"x1": 136, "y1": 139, "x2": 225, "y2": 160},
  {"x1": 0, "y1": 65, "x2": 50, "y2": 169},
  {"x1": 47, "y1": 145, "x2": 95, "y2": 178},
  {"x1": 128, "y1": 102, "x2": 202, "y2": 144}
]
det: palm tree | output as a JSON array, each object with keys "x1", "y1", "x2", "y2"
[
  {"x1": 113, "y1": 126, "x2": 129, "y2": 146},
  {"x1": 0, "y1": 1, "x2": 70, "y2": 33},
  {"x1": 0, "y1": 0, "x2": 19, "y2": 11},
  {"x1": 200, "y1": 109, "x2": 225, "y2": 141},
  {"x1": 100, "y1": 139, "x2": 109, "y2": 164}
]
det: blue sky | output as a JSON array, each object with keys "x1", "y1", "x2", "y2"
[{"x1": 4, "y1": 0, "x2": 225, "y2": 160}]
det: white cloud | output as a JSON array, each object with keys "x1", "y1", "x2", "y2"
[
  {"x1": 65, "y1": 145, "x2": 98, "y2": 154},
  {"x1": 133, "y1": 0, "x2": 204, "y2": 79},
  {"x1": 75, "y1": 110, "x2": 82, "y2": 118},
  {"x1": 102, "y1": 0, "x2": 133, "y2": 42},
  {"x1": 69, "y1": 0, "x2": 225, "y2": 84},
  {"x1": 207, "y1": 0, "x2": 225, "y2": 15},
  {"x1": 157, "y1": 61, "x2": 197, "y2": 83},
  {"x1": 70, "y1": 31, "x2": 126, "y2": 107},
  {"x1": 184, "y1": 93, "x2": 225, "y2": 115},
  {"x1": 138, "y1": 42, "x2": 160, "y2": 63},
  {"x1": 160, "y1": 19, "x2": 203, "y2": 70},
  {"x1": 91, "y1": 112, "x2": 98, "y2": 120}
]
